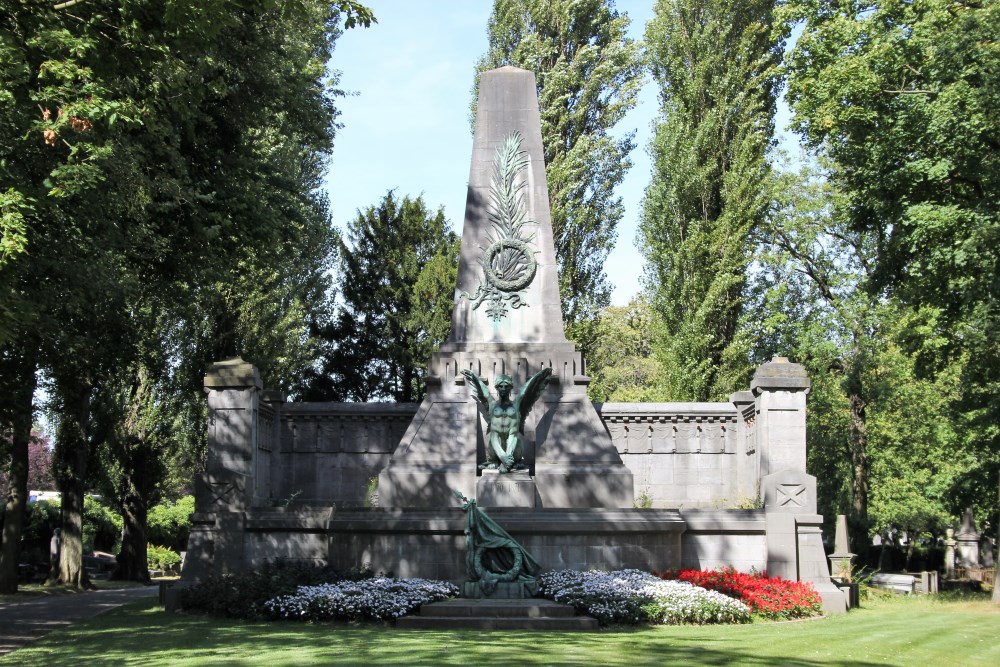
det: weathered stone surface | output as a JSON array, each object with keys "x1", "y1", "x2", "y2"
[
  {"x1": 478, "y1": 469, "x2": 536, "y2": 508},
  {"x1": 451, "y1": 67, "x2": 565, "y2": 345},
  {"x1": 328, "y1": 507, "x2": 685, "y2": 579},
  {"x1": 762, "y1": 469, "x2": 817, "y2": 514}
]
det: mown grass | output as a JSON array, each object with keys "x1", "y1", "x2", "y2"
[{"x1": 2, "y1": 592, "x2": 997, "y2": 666}]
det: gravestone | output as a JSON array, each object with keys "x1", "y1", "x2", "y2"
[
  {"x1": 378, "y1": 67, "x2": 633, "y2": 509},
  {"x1": 955, "y1": 507, "x2": 980, "y2": 568}
]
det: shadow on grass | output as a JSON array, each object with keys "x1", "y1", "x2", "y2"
[{"x1": 0, "y1": 599, "x2": 907, "y2": 667}]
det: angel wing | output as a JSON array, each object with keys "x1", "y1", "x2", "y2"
[
  {"x1": 461, "y1": 369, "x2": 493, "y2": 409},
  {"x1": 514, "y1": 367, "x2": 552, "y2": 432}
]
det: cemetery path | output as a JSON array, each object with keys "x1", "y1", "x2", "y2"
[{"x1": 0, "y1": 585, "x2": 157, "y2": 656}]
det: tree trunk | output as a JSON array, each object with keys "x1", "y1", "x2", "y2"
[
  {"x1": 52, "y1": 380, "x2": 93, "y2": 589},
  {"x1": 114, "y1": 492, "x2": 149, "y2": 582},
  {"x1": 0, "y1": 350, "x2": 36, "y2": 593},
  {"x1": 848, "y1": 390, "x2": 871, "y2": 563}
]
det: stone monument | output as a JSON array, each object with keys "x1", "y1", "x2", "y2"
[
  {"x1": 179, "y1": 66, "x2": 846, "y2": 615},
  {"x1": 955, "y1": 508, "x2": 981, "y2": 568},
  {"x1": 378, "y1": 66, "x2": 633, "y2": 510}
]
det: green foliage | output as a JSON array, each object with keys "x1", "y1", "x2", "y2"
[
  {"x1": 476, "y1": 0, "x2": 643, "y2": 350},
  {"x1": 82, "y1": 497, "x2": 122, "y2": 554},
  {"x1": 147, "y1": 496, "x2": 194, "y2": 553},
  {"x1": 21, "y1": 501, "x2": 61, "y2": 549},
  {"x1": 782, "y1": 0, "x2": 1000, "y2": 539},
  {"x1": 146, "y1": 544, "x2": 181, "y2": 572},
  {"x1": 309, "y1": 191, "x2": 458, "y2": 402},
  {"x1": 759, "y1": 157, "x2": 975, "y2": 552},
  {"x1": 180, "y1": 560, "x2": 375, "y2": 621},
  {"x1": 587, "y1": 297, "x2": 665, "y2": 402},
  {"x1": 640, "y1": 0, "x2": 785, "y2": 401},
  {"x1": 0, "y1": 0, "x2": 359, "y2": 586},
  {"x1": 15, "y1": 498, "x2": 121, "y2": 558}
]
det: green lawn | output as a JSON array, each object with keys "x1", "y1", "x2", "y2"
[{"x1": 2, "y1": 594, "x2": 997, "y2": 666}]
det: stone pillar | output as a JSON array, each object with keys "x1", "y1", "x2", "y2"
[
  {"x1": 955, "y1": 507, "x2": 980, "y2": 568},
  {"x1": 183, "y1": 357, "x2": 262, "y2": 581},
  {"x1": 755, "y1": 358, "x2": 845, "y2": 613},
  {"x1": 751, "y1": 357, "x2": 810, "y2": 477},
  {"x1": 943, "y1": 528, "x2": 957, "y2": 578},
  {"x1": 730, "y1": 390, "x2": 758, "y2": 503}
]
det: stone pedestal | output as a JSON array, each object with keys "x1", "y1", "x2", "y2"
[
  {"x1": 462, "y1": 581, "x2": 538, "y2": 599},
  {"x1": 762, "y1": 468, "x2": 846, "y2": 614},
  {"x1": 478, "y1": 470, "x2": 536, "y2": 508}
]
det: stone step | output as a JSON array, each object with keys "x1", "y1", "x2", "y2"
[
  {"x1": 395, "y1": 598, "x2": 599, "y2": 631},
  {"x1": 396, "y1": 615, "x2": 599, "y2": 631},
  {"x1": 418, "y1": 599, "x2": 577, "y2": 618}
]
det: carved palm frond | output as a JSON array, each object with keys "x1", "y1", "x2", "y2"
[{"x1": 488, "y1": 132, "x2": 530, "y2": 240}]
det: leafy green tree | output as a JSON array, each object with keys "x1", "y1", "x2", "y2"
[
  {"x1": 640, "y1": 0, "x2": 785, "y2": 401},
  {"x1": 313, "y1": 192, "x2": 458, "y2": 403},
  {"x1": 0, "y1": 0, "x2": 368, "y2": 589},
  {"x1": 759, "y1": 160, "x2": 973, "y2": 557},
  {"x1": 784, "y1": 0, "x2": 1000, "y2": 539},
  {"x1": 586, "y1": 297, "x2": 665, "y2": 403},
  {"x1": 476, "y1": 0, "x2": 643, "y2": 351}
]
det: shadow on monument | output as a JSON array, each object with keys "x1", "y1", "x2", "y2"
[{"x1": 181, "y1": 66, "x2": 847, "y2": 617}]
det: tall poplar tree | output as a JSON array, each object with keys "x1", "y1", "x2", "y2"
[
  {"x1": 640, "y1": 0, "x2": 784, "y2": 401},
  {"x1": 476, "y1": 0, "x2": 643, "y2": 351}
]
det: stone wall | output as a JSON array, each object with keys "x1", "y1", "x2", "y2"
[
  {"x1": 597, "y1": 401, "x2": 758, "y2": 509},
  {"x1": 255, "y1": 398, "x2": 761, "y2": 509}
]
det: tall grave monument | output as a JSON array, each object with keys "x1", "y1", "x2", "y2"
[
  {"x1": 378, "y1": 66, "x2": 634, "y2": 509},
  {"x1": 181, "y1": 67, "x2": 847, "y2": 614}
]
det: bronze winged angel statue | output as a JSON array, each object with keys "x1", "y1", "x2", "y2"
[{"x1": 461, "y1": 367, "x2": 552, "y2": 473}]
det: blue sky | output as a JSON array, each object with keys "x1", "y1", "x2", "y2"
[{"x1": 324, "y1": 1, "x2": 796, "y2": 306}]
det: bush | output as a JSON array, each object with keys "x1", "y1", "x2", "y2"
[
  {"x1": 657, "y1": 568, "x2": 823, "y2": 620},
  {"x1": 147, "y1": 496, "x2": 194, "y2": 552},
  {"x1": 265, "y1": 577, "x2": 459, "y2": 622},
  {"x1": 83, "y1": 496, "x2": 122, "y2": 553},
  {"x1": 180, "y1": 560, "x2": 376, "y2": 620},
  {"x1": 539, "y1": 569, "x2": 751, "y2": 626},
  {"x1": 147, "y1": 544, "x2": 182, "y2": 572},
  {"x1": 12, "y1": 497, "x2": 123, "y2": 565}
]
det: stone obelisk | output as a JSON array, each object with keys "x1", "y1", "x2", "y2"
[{"x1": 378, "y1": 67, "x2": 633, "y2": 508}]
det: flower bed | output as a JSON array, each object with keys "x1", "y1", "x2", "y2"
[
  {"x1": 265, "y1": 577, "x2": 459, "y2": 622},
  {"x1": 656, "y1": 568, "x2": 822, "y2": 620},
  {"x1": 539, "y1": 569, "x2": 751, "y2": 626}
]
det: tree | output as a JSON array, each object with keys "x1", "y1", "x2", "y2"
[
  {"x1": 0, "y1": 0, "x2": 368, "y2": 589},
  {"x1": 313, "y1": 191, "x2": 459, "y2": 403},
  {"x1": 785, "y1": 0, "x2": 1000, "y2": 545},
  {"x1": 476, "y1": 0, "x2": 643, "y2": 351},
  {"x1": 640, "y1": 0, "x2": 785, "y2": 402},
  {"x1": 759, "y1": 159, "x2": 973, "y2": 559},
  {"x1": 586, "y1": 297, "x2": 664, "y2": 403}
]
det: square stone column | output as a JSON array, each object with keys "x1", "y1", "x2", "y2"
[{"x1": 183, "y1": 357, "x2": 262, "y2": 582}]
